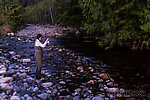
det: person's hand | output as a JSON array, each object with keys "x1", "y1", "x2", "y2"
[{"x1": 46, "y1": 37, "x2": 49, "y2": 42}]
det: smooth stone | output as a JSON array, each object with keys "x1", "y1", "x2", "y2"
[
  {"x1": 87, "y1": 80, "x2": 95, "y2": 84},
  {"x1": 7, "y1": 70, "x2": 16, "y2": 75},
  {"x1": 2, "y1": 83, "x2": 13, "y2": 91},
  {"x1": 26, "y1": 96, "x2": 33, "y2": 100},
  {"x1": 106, "y1": 88, "x2": 119, "y2": 93},
  {"x1": 19, "y1": 73, "x2": 27, "y2": 79},
  {"x1": 9, "y1": 51, "x2": 16, "y2": 56},
  {"x1": 23, "y1": 83, "x2": 29, "y2": 88},
  {"x1": 41, "y1": 82, "x2": 53, "y2": 87},
  {"x1": 24, "y1": 94, "x2": 33, "y2": 100},
  {"x1": 38, "y1": 93, "x2": 48, "y2": 100},
  {"x1": 33, "y1": 87, "x2": 39, "y2": 93},
  {"x1": 0, "y1": 70, "x2": 6, "y2": 74},
  {"x1": 73, "y1": 96, "x2": 80, "y2": 100},
  {"x1": 0, "y1": 65, "x2": 6, "y2": 68},
  {"x1": 74, "y1": 88, "x2": 82, "y2": 92},
  {"x1": 59, "y1": 81, "x2": 66, "y2": 85},
  {"x1": 0, "y1": 77, "x2": 13, "y2": 83},
  {"x1": 92, "y1": 96, "x2": 104, "y2": 100},
  {"x1": 22, "y1": 59, "x2": 31, "y2": 63},
  {"x1": 99, "y1": 73, "x2": 110, "y2": 80},
  {"x1": 85, "y1": 98, "x2": 90, "y2": 100},
  {"x1": 11, "y1": 96, "x2": 20, "y2": 100}
]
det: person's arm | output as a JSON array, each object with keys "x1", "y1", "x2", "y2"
[{"x1": 37, "y1": 38, "x2": 49, "y2": 48}]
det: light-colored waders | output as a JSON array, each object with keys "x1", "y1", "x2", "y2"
[{"x1": 35, "y1": 46, "x2": 43, "y2": 75}]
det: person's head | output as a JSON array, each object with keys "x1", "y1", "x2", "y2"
[{"x1": 37, "y1": 34, "x2": 42, "y2": 41}]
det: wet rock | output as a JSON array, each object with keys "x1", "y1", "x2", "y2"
[
  {"x1": 38, "y1": 93, "x2": 48, "y2": 100},
  {"x1": 0, "y1": 77, "x2": 13, "y2": 83},
  {"x1": 11, "y1": 96, "x2": 20, "y2": 100},
  {"x1": 41, "y1": 82, "x2": 53, "y2": 88},
  {"x1": 2, "y1": 83, "x2": 13, "y2": 91}
]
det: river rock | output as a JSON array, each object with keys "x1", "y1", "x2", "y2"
[
  {"x1": 2, "y1": 83, "x2": 13, "y2": 91},
  {"x1": 92, "y1": 96, "x2": 104, "y2": 100},
  {"x1": 38, "y1": 93, "x2": 48, "y2": 100},
  {"x1": 19, "y1": 73, "x2": 27, "y2": 79},
  {"x1": 0, "y1": 70, "x2": 6, "y2": 74},
  {"x1": 16, "y1": 55, "x2": 21, "y2": 58},
  {"x1": 0, "y1": 77, "x2": 13, "y2": 83},
  {"x1": 59, "y1": 81, "x2": 66, "y2": 85},
  {"x1": 87, "y1": 80, "x2": 95, "y2": 84},
  {"x1": 41, "y1": 82, "x2": 53, "y2": 87},
  {"x1": 99, "y1": 73, "x2": 110, "y2": 80},
  {"x1": 22, "y1": 59, "x2": 31, "y2": 63},
  {"x1": 11, "y1": 96, "x2": 20, "y2": 100},
  {"x1": 33, "y1": 87, "x2": 39, "y2": 93},
  {"x1": 106, "y1": 88, "x2": 119, "y2": 93},
  {"x1": 9, "y1": 51, "x2": 16, "y2": 56},
  {"x1": 23, "y1": 83, "x2": 29, "y2": 88}
]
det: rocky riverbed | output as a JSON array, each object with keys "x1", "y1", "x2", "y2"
[{"x1": 0, "y1": 25, "x2": 148, "y2": 100}]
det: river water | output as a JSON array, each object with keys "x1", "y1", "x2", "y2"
[{"x1": 56, "y1": 37, "x2": 150, "y2": 93}]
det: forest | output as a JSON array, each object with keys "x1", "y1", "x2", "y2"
[{"x1": 0, "y1": 0, "x2": 150, "y2": 49}]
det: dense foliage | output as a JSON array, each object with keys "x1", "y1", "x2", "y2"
[
  {"x1": 79, "y1": 0, "x2": 150, "y2": 49},
  {"x1": 0, "y1": 0, "x2": 150, "y2": 49},
  {"x1": 0, "y1": 0, "x2": 25, "y2": 33}
]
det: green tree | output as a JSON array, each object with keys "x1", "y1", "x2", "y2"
[
  {"x1": 0, "y1": 0, "x2": 25, "y2": 32},
  {"x1": 79, "y1": 0, "x2": 150, "y2": 49}
]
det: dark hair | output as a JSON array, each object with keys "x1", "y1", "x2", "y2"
[{"x1": 37, "y1": 34, "x2": 42, "y2": 39}]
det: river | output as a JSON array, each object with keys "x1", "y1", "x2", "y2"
[{"x1": 56, "y1": 36, "x2": 150, "y2": 93}]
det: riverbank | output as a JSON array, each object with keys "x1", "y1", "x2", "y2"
[{"x1": 0, "y1": 24, "x2": 148, "y2": 99}]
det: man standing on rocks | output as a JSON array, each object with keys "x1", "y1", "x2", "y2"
[{"x1": 35, "y1": 34, "x2": 49, "y2": 77}]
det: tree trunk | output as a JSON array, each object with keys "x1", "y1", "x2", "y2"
[{"x1": 49, "y1": 5, "x2": 54, "y2": 24}]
